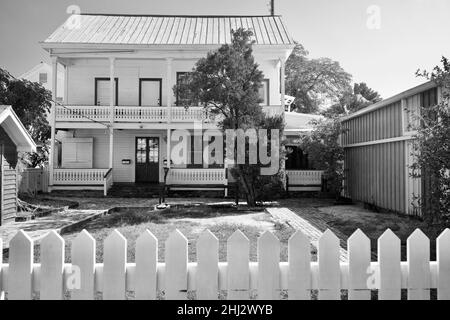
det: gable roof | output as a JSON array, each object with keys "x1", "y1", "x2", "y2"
[
  {"x1": 285, "y1": 112, "x2": 324, "y2": 133},
  {"x1": 43, "y1": 14, "x2": 294, "y2": 46},
  {"x1": 0, "y1": 106, "x2": 36, "y2": 152}
]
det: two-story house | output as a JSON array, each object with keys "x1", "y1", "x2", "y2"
[{"x1": 41, "y1": 13, "x2": 323, "y2": 195}]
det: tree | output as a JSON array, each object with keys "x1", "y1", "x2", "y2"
[
  {"x1": 0, "y1": 67, "x2": 52, "y2": 167},
  {"x1": 300, "y1": 118, "x2": 345, "y2": 199},
  {"x1": 412, "y1": 57, "x2": 450, "y2": 223},
  {"x1": 323, "y1": 82, "x2": 382, "y2": 117},
  {"x1": 175, "y1": 28, "x2": 285, "y2": 206},
  {"x1": 0, "y1": 68, "x2": 51, "y2": 143},
  {"x1": 286, "y1": 43, "x2": 352, "y2": 114}
]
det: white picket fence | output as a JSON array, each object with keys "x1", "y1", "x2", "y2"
[{"x1": 1, "y1": 228, "x2": 450, "y2": 300}]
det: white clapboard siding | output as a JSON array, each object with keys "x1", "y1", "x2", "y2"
[
  {"x1": 40, "y1": 231, "x2": 65, "y2": 300},
  {"x1": 135, "y1": 230, "x2": 158, "y2": 300},
  {"x1": 8, "y1": 230, "x2": 34, "y2": 300},
  {"x1": 288, "y1": 230, "x2": 311, "y2": 300},
  {"x1": 257, "y1": 231, "x2": 280, "y2": 300},
  {"x1": 318, "y1": 230, "x2": 340, "y2": 300},
  {"x1": 407, "y1": 229, "x2": 431, "y2": 300},
  {"x1": 3, "y1": 228, "x2": 450, "y2": 300},
  {"x1": 165, "y1": 229, "x2": 188, "y2": 300},
  {"x1": 437, "y1": 229, "x2": 450, "y2": 300},
  {"x1": 378, "y1": 229, "x2": 401, "y2": 300},
  {"x1": 71, "y1": 229, "x2": 96, "y2": 300},
  {"x1": 103, "y1": 230, "x2": 127, "y2": 300},
  {"x1": 348, "y1": 229, "x2": 371, "y2": 300},
  {"x1": 196, "y1": 230, "x2": 219, "y2": 300},
  {"x1": 227, "y1": 230, "x2": 250, "y2": 300}
]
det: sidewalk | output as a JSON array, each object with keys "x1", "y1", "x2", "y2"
[{"x1": 267, "y1": 207, "x2": 349, "y2": 262}]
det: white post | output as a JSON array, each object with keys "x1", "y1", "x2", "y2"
[
  {"x1": 109, "y1": 57, "x2": 115, "y2": 169},
  {"x1": 167, "y1": 128, "x2": 171, "y2": 169},
  {"x1": 166, "y1": 57, "x2": 173, "y2": 122},
  {"x1": 49, "y1": 56, "x2": 58, "y2": 187},
  {"x1": 64, "y1": 64, "x2": 69, "y2": 104},
  {"x1": 279, "y1": 57, "x2": 286, "y2": 112}
]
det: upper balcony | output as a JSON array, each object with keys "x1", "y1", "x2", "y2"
[{"x1": 54, "y1": 105, "x2": 284, "y2": 128}]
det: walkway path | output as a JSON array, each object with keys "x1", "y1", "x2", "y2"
[
  {"x1": 267, "y1": 207, "x2": 349, "y2": 262},
  {"x1": 1, "y1": 209, "x2": 107, "y2": 250}
]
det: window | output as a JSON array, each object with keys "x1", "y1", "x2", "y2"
[
  {"x1": 39, "y1": 73, "x2": 47, "y2": 84},
  {"x1": 61, "y1": 138, "x2": 93, "y2": 169},
  {"x1": 258, "y1": 79, "x2": 270, "y2": 106}
]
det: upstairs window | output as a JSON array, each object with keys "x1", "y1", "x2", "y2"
[
  {"x1": 176, "y1": 72, "x2": 197, "y2": 106},
  {"x1": 39, "y1": 73, "x2": 47, "y2": 84}
]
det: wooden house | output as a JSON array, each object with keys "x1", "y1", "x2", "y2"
[{"x1": 0, "y1": 106, "x2": 36, "y2": 224}]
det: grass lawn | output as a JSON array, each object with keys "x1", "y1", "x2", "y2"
[
  {"x1": 29, "y1": 204, "x2": 306, "y2": 263},
  {"x1": 281, "y1": 198, "x2": 447, "y2": 260}
]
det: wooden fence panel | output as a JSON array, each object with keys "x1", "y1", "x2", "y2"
[
  {"x1": 227, "y1": 230, "x2": 250, "y2": 300},
  {"x1": 288, "y1": 230, "x2": 311, "y2": 300},
  {"x1": 196, "y1": 229, "x2": 219, "y2": 300},
  {"x1": 165, "y1": 229, "x2": 188, "y2": 300},
  {"x1": 8, "y1": 230, "x2": 33, "y2": 300},
  {"x1": 318, "y1": 230, "x2": 340, "y2": 300},
  {"x1": 3, "y1": 228, "x2": 450, "y2": 300},
  {"x1": 378, "y1": 229, "x2": 401, "y2": 300},
  {"x1": 437, "y1": 229, "x2": 450, "y2": 300},
  {"x1": 40, "y1": 231, "x2": 65, "y2": 300},
  {"x1": 71, "y1": 229, "x2": 96, "y2": 300},
  {"x1": 135, "y1": 230, "x2": 158, "y2": 300},
  {"x1": 348, "y1": 229, "x2": 371, "y2": 300},
  {"x1": 103, "y1": 230, "x2": 127, "y2": 300},
  {"x1": 257, "y1": 231, "x2": 280, "y2": 300},
  {"x1": 407, "y1": 229, "x2": 430, "y2": 300}
]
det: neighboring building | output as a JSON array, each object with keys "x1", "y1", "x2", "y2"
[
  {"x1": 341, "y1": 81, "x2": 443, "y2": 217},
  {"x1": 40, "y1": 13, "x2": 322, "y2": 194},
  {"x1": 0, "y1": 106, "x2": 36, "y2": 224},
  {"x1": 20, "y1": 61, "x2": 65, "y2": 103}
]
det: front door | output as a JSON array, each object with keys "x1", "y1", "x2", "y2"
[
  {"x1": 135, "y1": 137, "x2": 160, "y2": 183},
  {"x1": 139, "y1": 79, "x2": 162, "y2": 106}
]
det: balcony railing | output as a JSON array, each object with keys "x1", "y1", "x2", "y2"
[{"x1": 55, "y1": 105, "x2": 283, "y2": 123}]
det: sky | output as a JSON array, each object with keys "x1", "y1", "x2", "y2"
[{"x1": 0, "y1": 0, "x2": 449, "y2": 99}]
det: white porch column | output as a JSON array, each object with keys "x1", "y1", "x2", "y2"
[
  {"x1": 166, "y1": 128, "x2": 171, "y2": 169},
  {"x1": 64, "y1": 64, "x2": 69, "y2": 104},
  {"x1": 109, "y1": 57, "x2": 115, "y2": 169},
  {"x1": 279, "y1": 57, "x2": 286, "y2": 112},
  {"x1": 49, "y1": 56, "x2": 58, "y2": 186},
  {"x1": 166, "y1": 57, "x2": 173, "y2": 122}
]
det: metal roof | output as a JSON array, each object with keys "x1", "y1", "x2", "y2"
[{"x1": 43, "y1": 14, "x2": 294, "y2": 46}]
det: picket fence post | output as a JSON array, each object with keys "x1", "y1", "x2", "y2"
[
  {"x1": 135, "y1": 230, "x2": 158, "y2": 300},
  {"x1": 318, "y1": 229, "x2": 340, "y2": 300},
  {"x1": 437, "y1": 228, "x2": 450, "y2": 300},
  {"x1": 348, "y1": 229, "x2": 371, "y2": 300},
  {"x1": 196, "y1": 229, "x2": 219, "y2": 300},
  {"x1": 71, "y1": 229, "x2": 96, "y2": 300},
  {"x1": 257, "y1": 231, "x2": 280, "y2": 300},
  {"x1": 378, "y1": 229, "x2": 401, "y2": 300},
  {"x1": 8, "y1": 230, "x2": 34, "y2": 300},
  {"x1": 40, "y1": 230, "x2": 65, "y2": 300},
  {"x1": 165, "y1": 229, "x2": 188, "y2": 300},
  {"x1": 288, "y1": 230, "x2": 311, "y2": 300},
  {"x1": 103, "y1": 229, "x2": 127, "y2": 300},
  {"x1": 407, "y1": 229, "x2": 430, "y2": 300},
  {"x1": 227, "y1": 230, "x2": 250, "y2": 300}
]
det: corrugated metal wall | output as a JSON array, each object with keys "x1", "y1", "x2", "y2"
[
  {"x1": 344, "y1": 141, "x2": 406, "y2": 213},
  {"x1": 342, "y1": 84, "x2": 439, "y2": 217}
]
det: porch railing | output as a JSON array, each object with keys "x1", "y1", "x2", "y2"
[
  {"x1": 55, "y1": 105, "x2": 284, "y2": 123},
  {"x1": 53, "y1": 168, "x2": 109, "y2": 185},
  {"x1": 167, "y1": 168, "x2": 227, "y2": 185}
]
